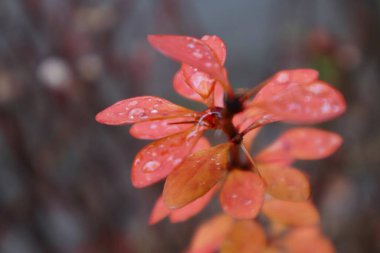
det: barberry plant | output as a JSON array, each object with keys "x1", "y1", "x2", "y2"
[{"x1": 96, "y1": 34, "x2": 346, "y2": 252}]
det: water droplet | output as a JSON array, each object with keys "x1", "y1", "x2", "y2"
[
  {"x1": 277, "y1": 72, "x2": 290, "y2": 83},
  {"x1": 192, "y1": 51, "x2": 203, "y2": 59},
  {"x1": 173, "y1": 158, "x2": 182, "y2": 165},
  {"x1": 205, "y1": 62, "x2": 212, "y2": 68},
  {"x1": 151, "y1": 109, "x2": 158, "y2": 114},
  {"x1": 128, "y1": 100, "x2": 138, "y2": 106},
  {"x1": 128, "y1": 108, "x2": 146, "y2": 119},
  {"x1": 244, "y1": 199, "x2": 253, "y2": 205},
  {"x1": 142, "y1": 161, "x2": 161, "y2": 173},
  {"x1": 307, "y1": 84, "x2": 324, "y2": 94},
  {"x1": 187, "y1": 43, "x2": 195, "y2": 49},
  {"x1": 321, "y1": 103, "x2": 331, "y2": 113},
  {"x1": 231, "y1": 194, "x2": 238, "y2": 199}
]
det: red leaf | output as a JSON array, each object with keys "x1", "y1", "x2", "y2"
[
  {"x1": 170, "y1": 186, "x2": 217, "y2": 223},
  {"x1": 256, "y1": 81, "x2": 346, "y2": 124},
  {"x1": 148, "y1": 196, "x2": 170, "y2": 225},
  {"x1": 253, "y1": 69, "x2": 319, "y2": 104},
  {"x1": 96, "y1": 96, "x2": 195, "y2": 125},
  {"x1": 260, "y1": 165, "x2": 311, "y2": 201},
  {"x1": 213, "y1": 83, "x2": 225, "y2": 107},
  {"x1": 148, "y1": 35, "x2": 225, "y2": 81},
  {"x1": 187, "y1": 214, "x2": 233, "y2": 253},
  {"x1": 173, "y1": 70, "x2": 205, "y2": 104},
  {"x1": 182, "y1": 65, "x2": 216, "y2": 98},
  {"x1": 281, "y1": 227, "x2": 335, "y2": 253},
  {"x1": 262, "y1": 199, "x2": 320, "y2": 226},
  {"x1": 201, "y1": 35, "x2": 227, "y2": 65},
  {"x1": 130, "y1": 117, "x2": 194, "y2": 140},
  {"x1": 220, "y1": 170, "x2": 265, "y2": 219},
  {"x1": 131, "y1": 127, "x2": 204, "y2": 188},
  {"x1": 192, "y1": 137, "x2": 211, "y2": 152},
  {"x1": 256, "y1": 128, "x2": 343, "y2": 165},
  {"x1": 233, "y1": 108, "x2": 279, "y2": 132},
  {"x1": 163, "y1": 143, "x2": 231, "y2": 208},
  {"x1": 220, "y1": 220, "x2": 266, "y2": 253}
]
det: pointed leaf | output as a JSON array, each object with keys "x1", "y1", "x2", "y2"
[
  {"x1": 281, "y1": 227, "x2": 335, "y2": 253},
  {"x1": 148, "y1": 196, "x2": 171, "y2": 225},
  {"x1": 260, "y1": 165, "x2": 310, "y2": 201},
  {"x1": 132, "y1": 127, "x2": 204, "y2": 188},
  {"x1": 163, "y1": 143, "x2": 231, "y2": 208},
  {"x1": 233, "y1": 107, "x2": 279, "y2": 132},
  {"x1": 170, "y1": 186, "x2": 217, "y2": 223},
  {"x1": 220, "y1": 170, "x2": 265, "y2": 219},
  {"x1": 262, "y1": 199, "x2": 320, "y2": 226},
  {"x1": 253, "y1": 69, "x2": 319, "y2": 104},
  {"x1": 182, "y1": 65, "x2": 216, "y2": 98},
  {"x1": 213, "y1": 82, "x2": 225, "y2": 107},
  {"x1": 187, "y1": 214, "x2": 233, "y2": 253},
  {"x1": 221, "y1": 220, "x2": 266, "y2": 253},
  {"x1": 130, "y1": 117, "x2": 194, "y2": 139},
  {"x1": 192, "y1": 137, "x2": 211, "y2": 152},
  {"x1": 148, "y1": 35, "x2": 225, "y2": 80},
  {"x1": 257, "y1": 81, "x2": 346, "y2": 124},
  {"x1": 173, "y1": 70, "x2": 205, "y2": 103},
  {"x1": 256, "y1": 128, "x2": 343, "y2": 165},
  {"x1": 96, "y1": 96, "x2": 194, "y2": 125},
  {"x1": 201, "y1": 35, "x2": 227, "y2": 64}
]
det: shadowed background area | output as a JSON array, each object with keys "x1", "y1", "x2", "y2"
[{"x1": 0, "y1": 0, "x2": 379, "y2": 252}]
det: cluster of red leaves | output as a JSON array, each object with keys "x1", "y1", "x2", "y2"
[{"x1": 96, "y1": 34, "x2": 346, "y2": 252}]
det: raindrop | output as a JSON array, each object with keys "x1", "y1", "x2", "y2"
[
  {"x1": 244, "y1": 200, "x2": 253, "y2": 205},
  {"x1": 128, "y1": 100, "x2": 138, "y2": 106},
  {"x1": 276, "y1": 72, "x2": 290, "y2": 83},
  {"x1": 142, "y1": 161, "x2": 161, "y2": 173},
  {"x1": 192, "y1": 51, "x2": 203, "y2": 59},
  {"x1": 128, "y1": 108, "x2": 146, "y2": 119}
]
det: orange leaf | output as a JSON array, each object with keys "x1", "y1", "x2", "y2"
[
  {"x1": 187, "y1": 214, "x2": 233, "y2": 253},
  {"x1": 148, "y1": 196, "x2": 170, "y2": 225},
  {"x1": 220, "y1": 170, "x2": 265, "y2": 219},
  {"x1": 163, "y1": 143, "x2": 231, "y2": 208},
  {"x1": 221, "y1": 220, "x2": 266, "y2": 253},
  {"x1": 173, "y1": 70, "x2": 205, "y2": 104},
  {"x1": 213, "y1": 83, "x2": 225, "y2": 107},
  {"x1": 130, "y1": 117, "x2": 194, "y2": 139},
  {"x1": 257, "y1": 81, "x2": 346, "y2": 124},
  {"x1": 170, "y1": 186, "x2": 217, "y2": 223},
  {"x1": 281, "y1": 227, "x2": 335, "y2": 253},
  {"x1": 260, "y1": 165, "x2": 310, "y2": 201},
  {"x1": 233, "y1": 108, "x2": 279, "y2": 133},
  {"x1": 256, "y1": 128, "x2": 343, "y2": 165},
  {"x1": 182, "y1": 64, "x2": 216, "y2": 98},
  {"x1": 192, "y1": 137, "x2": 211, "y2": 152},
  {"x1": 96, "y1": 96, "x2": 194, "y2": 125},
  {"x1": 148, "y1": 35, "x2": 225, "y2": 81},
  {"x1": 263, "y1": 199, "x2": 320, "y2": 226},
  {"x1": 201, "y1": 35, "x2": 226, "y2": 65},
  {"x1": 253, "y1": 69, "x2": 319, "y2": 104},
  {"x1": 131, "y1": 127, "x2": 204, "y2": 188}
]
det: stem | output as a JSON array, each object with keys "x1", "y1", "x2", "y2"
[{"x1": 240, "y1": 143, "x2": 262, "y2": 177}]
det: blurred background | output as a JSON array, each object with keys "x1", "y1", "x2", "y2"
[{"x1": 0, "y1": 0, "x2": 379, "y2": 252}]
